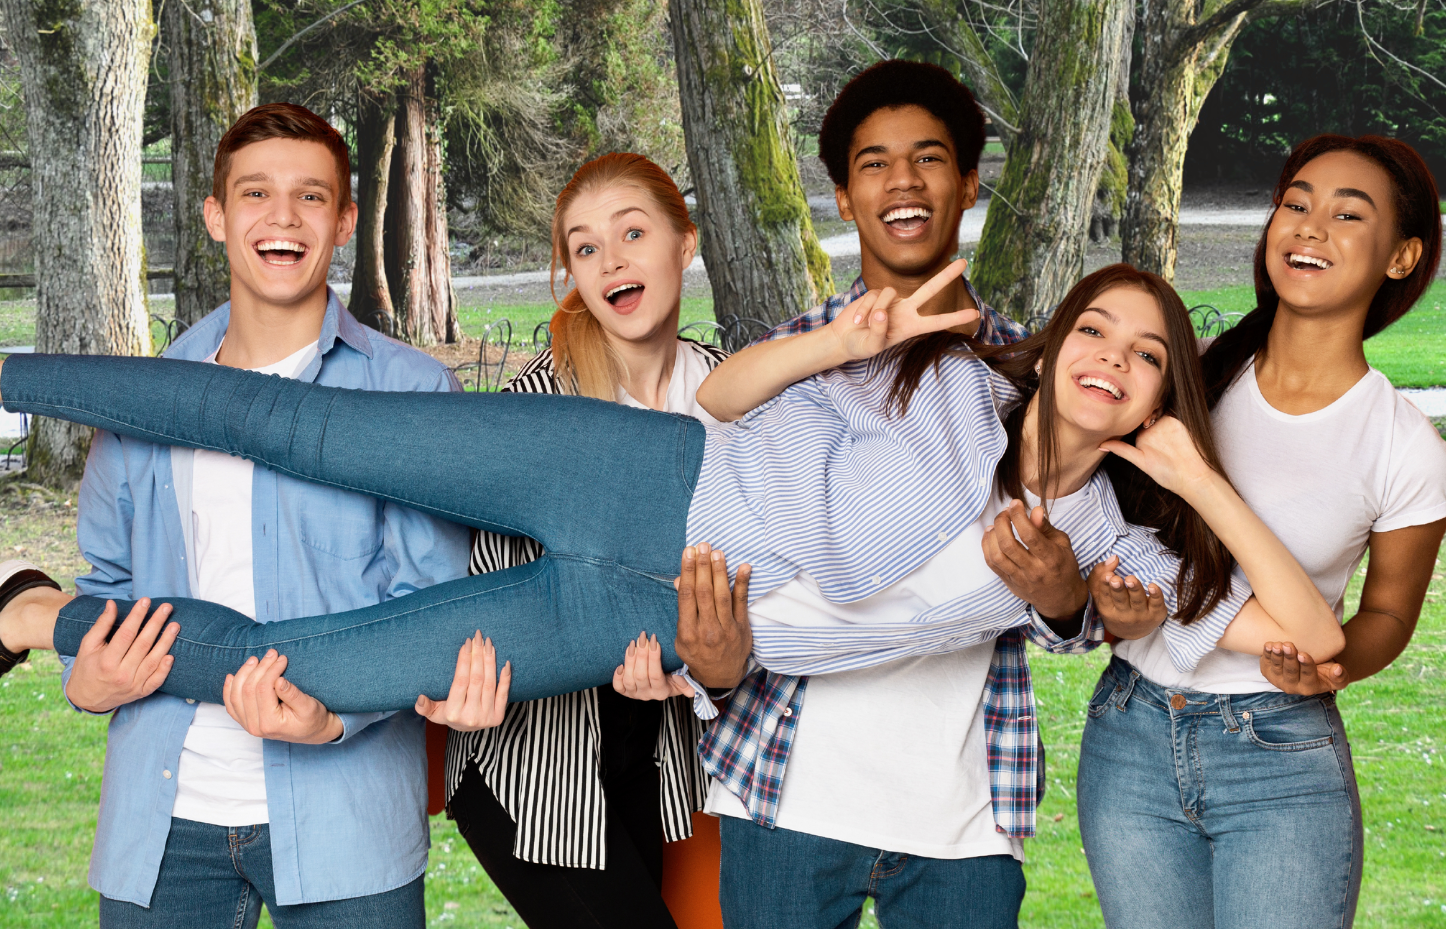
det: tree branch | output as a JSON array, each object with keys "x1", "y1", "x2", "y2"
[{"x1": 259, "y1": 0, "x2": 373, "y2": 73}]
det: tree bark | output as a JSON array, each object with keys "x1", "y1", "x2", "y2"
[
  {"x1": 668, "y1": 0, "x2": 831, "y2": 326},
  {"x1": 383, "y1": 66, "x2": 435, "y2": 345},
  {"x1": 972, "y1": 0, "x2": 1132, "y2": 321},
  {"x1": 0, "y1": 0, "x2": 153, "y2": 487},
  {"x1": 163, "y1": 0, "x2": 257, "y2": 325},
  {"x1": 1121, "y1": 0, "x2": 1258, "y2": 280},
  {"x1": 424, "y1": 68, "x2": 457, "y2": 344},
  {"x1": 349, "y1": 88, "x2": 396, "y2": 334}
]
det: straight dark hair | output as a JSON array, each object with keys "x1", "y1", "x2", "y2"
[
  {"x1": 1201, "y1": 135, "x2": 1442, "y2": 406},
  {"x1": 886, "y1": 264, "x2": 1236, "y2": 622}
]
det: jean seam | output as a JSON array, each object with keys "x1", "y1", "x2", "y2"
[{"x1": 232, "y1": 882, "x2": 253, "y2": 929}]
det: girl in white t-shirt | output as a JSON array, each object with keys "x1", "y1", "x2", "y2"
[{"x1": 1079, "y1": 135, "x2": 1446, "y2": 929}]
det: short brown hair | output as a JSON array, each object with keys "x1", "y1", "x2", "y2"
[{"x1": 212, "y1": 103, "x2": 352, "y2": 209}]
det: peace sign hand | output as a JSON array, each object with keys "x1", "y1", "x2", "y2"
[{"x1": 827, "y1": 258, "x2": 978, "y2": 361}]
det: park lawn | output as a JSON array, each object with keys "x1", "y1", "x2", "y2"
[
  {"x1": 1179, "y1": 281, "x2": 1446, "y2": 388},
  {"x1": 454, "y1": 294, "x2": 722, "y2": 346},
  {"x1": 2, "y1": 473, "x2": 1445, "y2": 928}
]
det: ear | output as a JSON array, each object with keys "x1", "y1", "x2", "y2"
[
  {"x1": 333, "y1": 200, "x2": 359, "y2": 248},
  {"x1": 1387, "y1": 236, "x2": 1425, "y2": 279},
  {"x1": 1141, "y1": 403, "x2": 1165, "y2": 431},
  {"x1": 680, "y1": 225, "x2": 698, "y2": 266},
  {"x1": 958, "y1": 167, "x2": 980, "y2": 212},
  {"x1": 835, "y1": 185, "x2": 853, "y2": 223},
  {"x1": 203, "y1": 196, "x2": 226, "y2": 243}
]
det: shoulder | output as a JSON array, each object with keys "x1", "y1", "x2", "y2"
[
  {"x1": 162, "y1": 307, "x2": 228, "y2": 360},
  {"x1": 354, "y1": 330, "x2": 460, "y2": 391},
  {"x1": 1388, "y1": 384, "x2": 1446, "y2": 475},
  {"x1": 752, "y1": 280, "x2": 866, "y2": 345},
  {"x1": 678, "y1": 337, "x2": 730, "y2": 369},
  {"x1": 504, "y1": 348, "x2": 561, "y2": 395}
]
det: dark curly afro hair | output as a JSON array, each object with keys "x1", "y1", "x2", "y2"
[{"x1": 818, "y1": 60, "x2": 987, "y2": 189}]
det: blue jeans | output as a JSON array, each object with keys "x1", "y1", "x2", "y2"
[
  {"x1": 98, "y1": 818, "x2": 424, "y2": 929},
  {"x1": 717, "y1": 816, "x2": 1025, "y2": 929},
  {"x1": 5, "y1": 354, "x2": 704, "y2": 712},
  {"x1": 1077, "y1": 656, "x2": 1363, "y2": 929}
]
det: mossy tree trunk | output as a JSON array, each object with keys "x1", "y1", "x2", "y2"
[
  {"x1": 669, "y1": 0, "x2": 831, "y2": 326},
  {"x1": 382, "y1": 66, "x2": 435, "y2": 346},
  {"x1": 163, "y1": 0, "x2": 256, "y2": 325},
  {"x1": 349, "y1": 88, "x2": 396, "y2": 333},
  {"x1": 973, "y1": 0, "x2": 1132, "y2": 321},
  {"x1": 424, "y1": 66, "x2": 458, "y2": 344},
  {"x1": 1121, "y1": 0, "x2": 1283, "y2": 280},
  {"x1": 0, "y1": 0, "x2": 153, "y2": 487}
]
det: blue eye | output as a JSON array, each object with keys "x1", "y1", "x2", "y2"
[
  {"x1": 576, "y1": 244, "x2": 596, "y2": 257},
  {"x1": 626, "y1": 229, "x2": 643, "y2": 240}
]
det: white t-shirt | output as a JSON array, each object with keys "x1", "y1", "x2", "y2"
[
  {"x1": 1115, "y1": 363, "x2": 1446, "y2": 693},
  {"x1": 705, "y1": 487, "x2": 1088, "y2": 859},
  {"x1": 617, "y1": 340, "x2": 721, "y2": 424},
  {"x1": 171, "y1": 341, "x2": 319, "y2": 826}
]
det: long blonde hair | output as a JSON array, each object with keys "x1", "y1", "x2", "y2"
[{"x1": 549, "y1": 153, "x2": 695, "y2": 399}]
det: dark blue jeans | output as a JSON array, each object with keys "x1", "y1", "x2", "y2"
[
  {"x1": 3, "y1": 354, "x2": 704, "y2": 712},
  {"x1": 718, "y1": 817, "x2": 1025, "y2": 929},
  {"x1": 98, "y1": 818, "x2": 424, "y2": 929}
]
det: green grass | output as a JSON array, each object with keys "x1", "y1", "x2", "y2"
[
  {"x1": 1178, "y1": 281, "x2": 1446, "y2": 388},
  {"x1": 2, "y1": 475, "x2": 1444, "y2": 927}
]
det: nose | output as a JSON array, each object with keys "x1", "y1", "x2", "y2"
[
  {"x1": 884, "y1": 157, "x2": 923, "y2": 192},
  {"x1": 267, "y1": 194, "x2": 300, "y2": 228},
  {"x1": 1096, "y1": 341, "x2": 1129, "y2": 369},
  {"x1": 600, "y1": 244, "x2": 627, "y2": 275}
]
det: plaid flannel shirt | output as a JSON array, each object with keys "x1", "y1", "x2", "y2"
[{"x1": 698, "y1": 275, "x2": 1101, "y2": 838}]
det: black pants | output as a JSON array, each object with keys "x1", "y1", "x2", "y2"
[{"x1": 449, "y1": 689, "x2": 679, "y2": 929}]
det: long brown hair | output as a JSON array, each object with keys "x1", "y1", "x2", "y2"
[
  {"x1": 888, "y1": 264, "x2": 1235, "y2": 622},
  {"x1": 548, "y1": 153, "x2": 695, "y2": 400},
  {"x1": 1201, "y1": 135, "x2": 1442, "y2": 406}
]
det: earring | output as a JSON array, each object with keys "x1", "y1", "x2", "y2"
[
  {"x1": 1389, "y1": 267, "x2": 1402, "y2": 276},
  {"x1": 1144, "y1": 416, "x2": 1158, "y2": 429},
  {"x1": 1033, "y1": 360, "x2": 1042, "y2": 375}
]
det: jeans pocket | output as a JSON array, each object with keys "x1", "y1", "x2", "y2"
[
  {"x1": 1086, "y1": 672, "x2": 1117, "y2": 719},
  {"x1": 1243, "y1": 698, "x2": 1336, "y2": 752}
]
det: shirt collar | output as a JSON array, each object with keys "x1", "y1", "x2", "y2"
[{"x1": 166, "y1": 287, "x2": 371, "y2": 364}]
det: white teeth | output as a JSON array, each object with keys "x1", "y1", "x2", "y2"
[
  {"x1": 1287, "y1": 252, "x2": 1331, "y2": 269},
  {"x1": 256, "y1": 239, "x2": 307, "y2": 253},
  {"x1": 883, "y1": 207, "x2": 932, "y2": 223},
  {"x1": 1079, "y1": 376, "x2": 1122, "y2": 399},
  {"x1": 605, "y1": 283, "x2": 642, "y2": 299}
]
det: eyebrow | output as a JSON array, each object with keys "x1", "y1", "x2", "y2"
[
  {"x1": 1287, "y1": 180, "x2": 1377, "y2": 208},
  {"x1": 231, "y1": 172, "x2": 334, "y2": 193},
  {"x1": 1082, "y1": 306, "x2": 1169, "y2": 350},
  {"x1": 852, "y1": 139, "x2": 951, "y2": 163},
  {"x1": 566, "y1": 206, "x2": 648, "y2": 240}
]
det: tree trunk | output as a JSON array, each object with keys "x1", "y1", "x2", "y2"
[
  {"x1": 163, "y1": 0, "x2": 257, "y2": 325},
  {"x1": 383, "y1": 66, "x2": 435, "y2": 346},
  {"x1": 424, "y1": 68, "x2": 457, "y2": 344},
  {"x1": 972, "y1": 0, "x2": 1132, "y2": 321},
  {"x1": 668, "y1": 0, "x2": 831, "y2": 326},
  {"x1": 0, "y1": 0, "x2": 153, "y2": 487},
  {"x1": 1121, "y1": 1, "x2": 1253, "y2": 280},
  {"x1": 349, "y1": 88, "x2": 396, "y2": 334}
]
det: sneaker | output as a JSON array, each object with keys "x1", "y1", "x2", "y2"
[{"x1": 0, "y1": 559, "x2": 60, "y2": 677}]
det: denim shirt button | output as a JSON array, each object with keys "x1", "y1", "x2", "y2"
[
  {"x1": 186, "y1": 698, "x2": 196, "y2": 704},
  {"x1": 162, "y1": 769, "x2": 172, "y2": 779}
]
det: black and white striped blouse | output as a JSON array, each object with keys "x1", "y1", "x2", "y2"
[{"x1": 443, "y1": 339, "x2": 729, "y2": 870}]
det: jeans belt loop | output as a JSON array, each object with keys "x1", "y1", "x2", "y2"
[
  {"x1": 1116, "y1": 667, "x2": 1140, "y2": 711},
  {"x1": 1219, "y1": 693, "x2": 1240, "y2": 732}
]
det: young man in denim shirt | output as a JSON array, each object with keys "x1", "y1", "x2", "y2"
[{"x1": 58, "y1": 104, "x2": 470, "y2": 928}]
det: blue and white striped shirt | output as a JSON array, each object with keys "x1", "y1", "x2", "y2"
[{"x1": 690, "y1": 279, "x2": 1252, "y2": 835}]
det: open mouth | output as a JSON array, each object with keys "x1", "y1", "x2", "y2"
[
  {"x1": 604, "y1": 282, "x2": 644, "y2": 311},
  {"x1": 254, "y1": 239, "x2": 309, "y2": 266},
  {"x1": 882, "y1": 205, "x2": 932, "y2": 234},
  {"x1": 1285, "y1": 252, "x2": 1332, "y2": 271},
  {"x1": 1076, "y1": 375, "x2": 1125, "y2": 402}
]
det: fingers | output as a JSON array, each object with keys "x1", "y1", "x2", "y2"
[
  {"x1": 132, "y1": 613, "x2": 179, "y2": 697},
  {"x1": 731, "y1": 563, "x2": 752, "y2": 628},
  {"x1": 118, "y1": 602, "x2": 174, "y2": 678},
  {"x1": 1005, "y1": 501, "x2": 1044, "y2": 549},
  {"x1": 77, "y1": 599, "x2": 121, "y2": 654},
  {"x1": 460, "y1": 633, "x2": 488, "y2": 720},
  {"x1": 1099, "y1": 438, "x2": 1143, "y2": 468},
  {"x1": 645, "y1": 634, "x2": 668, "y2": 692},
  {"x1": 709, "y1": 550, "x2": 734, "y2": 625},
  {"x1": 848, "y1": 289, "x2": 880, "y2": 326},
  {"x1": 983, "y1": 510, "x2": 1029, "y2": 574},
  {"x1": 492, "y1": 660, "x2": 511, "y2": 724},
  {"x1": 904, "y1": 258, "x2": 968, "y2": 309},
  {"x1": 677, "y1": 546, "x2": 699, "y2": 628},
  {"x1": 693, "y1": 544, "x2": 719, "y2": 629},
  {"x1": 445, "y1": 633, "x2": 476, "y2": 711}
]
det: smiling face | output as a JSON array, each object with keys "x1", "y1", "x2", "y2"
[
  {"x1": 1266, "y1": 149, "x2": 1422, "y2": 323},
  {"x1": 203, "y1": 137, "x2": 356, "y2": 312},
  {"x1": 1050, "y1": 286, "x2": 1170, "y2": 440},
  {"x1": 562, "y1": 184, "x2": 696, "y2": 346},
  {"x1": 837, "y1": 105, "x2": 978, "y2": 281}
]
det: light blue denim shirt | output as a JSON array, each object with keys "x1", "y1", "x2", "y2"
[{"x1": 62, "y1": 290, "x2": 471, "y2": 906}]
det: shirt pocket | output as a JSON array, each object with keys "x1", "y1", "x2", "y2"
[
  {"x1": 295, "y1": 492, "x2": 385, "y2": 562},
  {"x1": 1242, "y1": 697, "x2": 1336, "y2": 752}
]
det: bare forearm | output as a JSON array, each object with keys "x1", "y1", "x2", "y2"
[
  {"x1": 697, "y1": 328, "x2": 848, "y2": 422},
  {"x1": 1334, "y1": 610, "x2": 1414, "y2": 682},
  {"x1": 1183, "y1": 472, "x2": 1342, "y2": 657}
]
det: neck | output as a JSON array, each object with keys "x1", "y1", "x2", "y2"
[
  {"x1": 607, "y1": 309, "x2": 681, "y2": 411},
  {"x1": 1018, "y1": 397, "x2": 1109, "y2": 500},
  {"x1": 215, "y1": 279, "x2": 329, "y2": 369},
  {"x1": 1254, "y1": 298, "x2": 1370, "y2": 414},
  {"x1": 859, "y1": 248, "x2": 978, "y2": 323}
]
